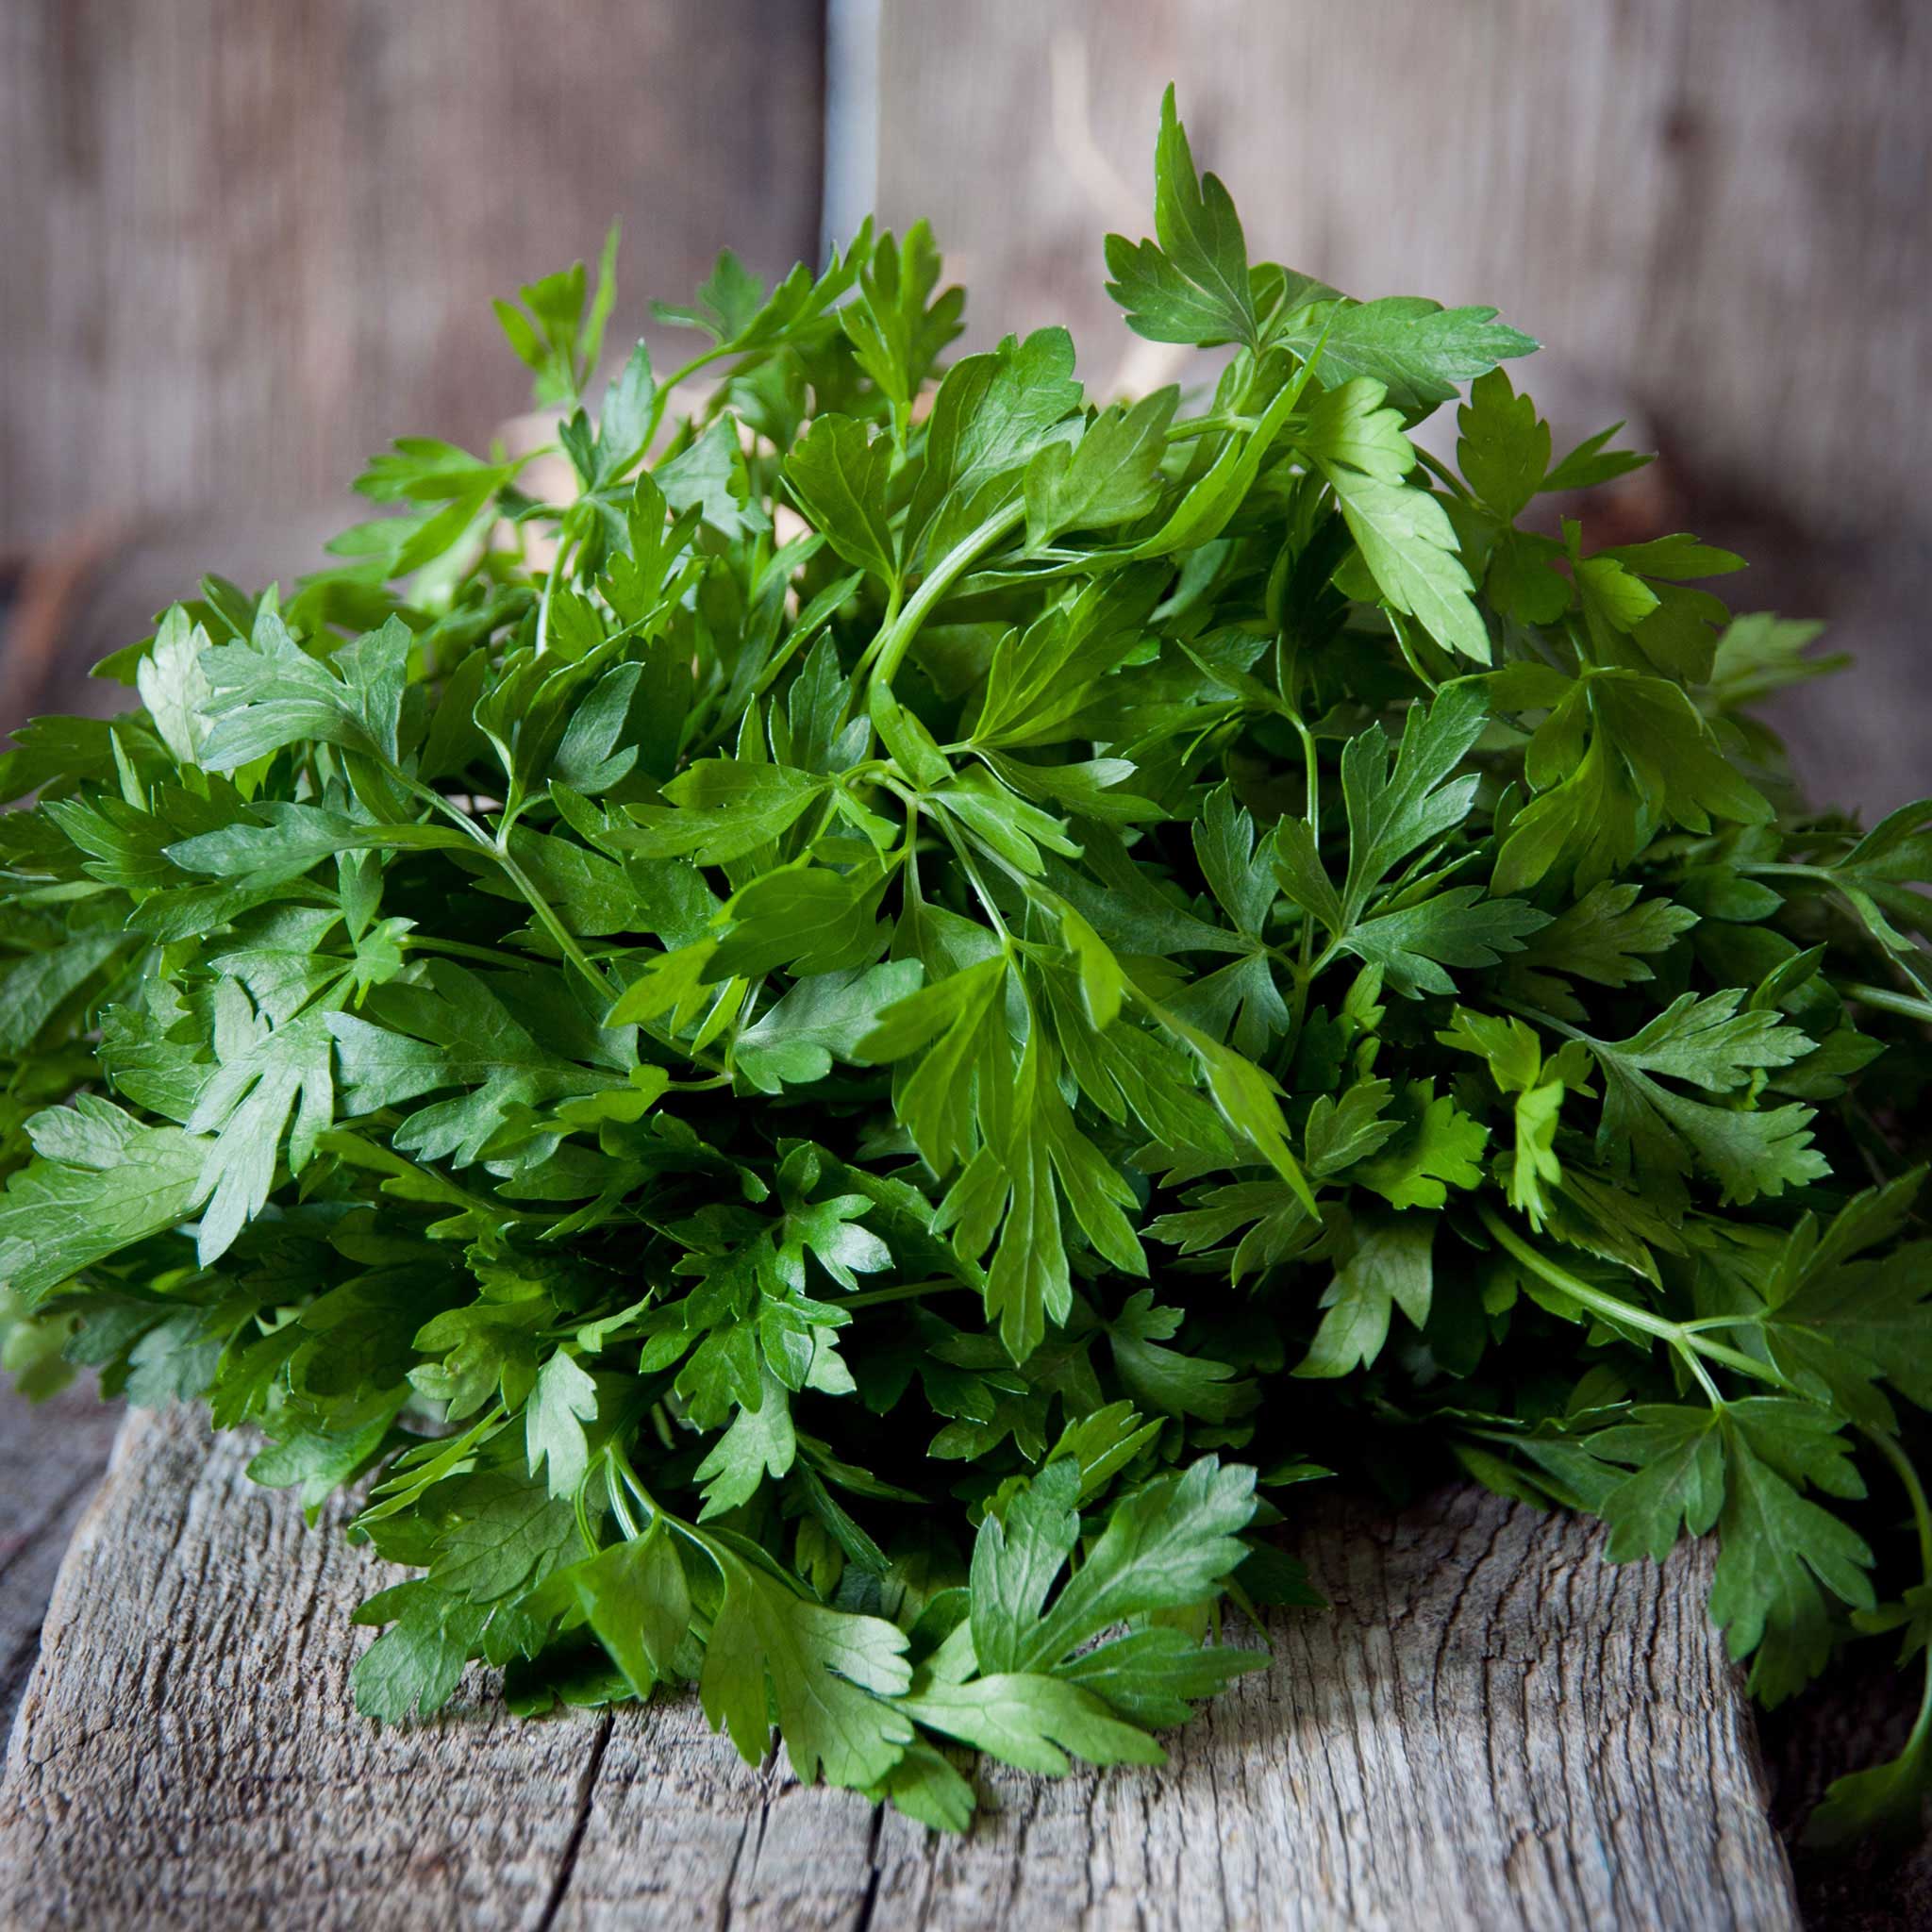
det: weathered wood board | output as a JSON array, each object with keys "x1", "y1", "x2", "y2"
[
  {"x1": 871, "y1": 0, "x2": 1932, "y2": 544},
  {"x1": 0, "y1": 0, "x2": 826, "y2": 552},
  {"x1": 0, "y1": 1402, "x2": 1798, "y2": 1930},
  {"x1": 0, "y1": 1380, "x2": 122, "y2": 1741}
]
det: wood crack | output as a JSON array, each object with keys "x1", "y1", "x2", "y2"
[
  {"x1": 852, "y1": 1803, "x2": 888, "y2": 1932},
  {"x1": 532, "y1": 1707, "x2": 612, "y2": 1932}
]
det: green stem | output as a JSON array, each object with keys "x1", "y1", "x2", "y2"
[
  {"x1": 1848, "y1": 983, "x2": 1932, "y2": 1025},
  {"x1": 1740, "y1": 865, "x2": 1932, "y2": 1004},
  {"x1": 603, "y1": 1453, "x2": 644, "y2": 1541},
  {"x1": 859, "y1": 499, "x2": 1027, "y2": 696},
  {"x1": 403, "y1": 935, "x2": 525, "y2": 968},
  {"x1": 1863, "y1": 1425, "x2": 1932, "y2": 1779},
  {"x1": 532, "y1": 524, "x2": 579, "y2": 659},
  {"x1": 1300, "y1": 935, "x2": 1344, "y2": 985},
  {"x1": 1414, "y1": 446, "x2": 1474, "y2": 502},
  {"x1": 1866, "y1": 1426, "x2": 1932, "y2": 1580},
  {"x1": 837, "y1": 1277, "x2": 976, "y2": 1310},
  {"x1": 941, "y1": 823, "x2": 1014, "y2": 946},
  {"x1": 609, "y1": 1442, "x2": 725, "y2": 1564},
  {"x1": 1475, "y1": 1204, "x2": 1787, "y2": 1392},
  {"x1": 1495, "y1": 997, "x2": 1583, "y2": 1041},
  {"x1": 392, "y1": 771, "x2": 503, "y2": 855},
  {"x1": 576, "y1": 1464, "x2": 610, "y2": 1555},
  {"x1": 385, "y1": 765, "x2": 611, "y2": 1000},
  {"x1": 387, "y1": 776, "x2": 735, "y2": 1066},
  {"x1": 640, "y1": 344, "x2": 735, "y2": 455},
  {"x1": 1389, "y1": 613, "x2": 1441, "y2": 694},
  {"x1": 494, "y1": 849, "x2": 618, "y2": 1001},
  {"x1": 317, "y1": 1128, "x2": 545, "y2": 1222},
  {"x1": 1165, "y1": 411, "x2": 1259, "y2": 443},
  {"x1": 1282, "y1": 692, "x2": 1324, "y2": 1036}
]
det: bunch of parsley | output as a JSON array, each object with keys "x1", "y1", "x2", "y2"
[{"x1": 2, "y1": 89, "x2": 1929, "y2": 1840}]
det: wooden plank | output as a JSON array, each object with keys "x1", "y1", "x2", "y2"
[
  {"x1": 0, "y1": 1383, "x2": 122, "y2": 1740},
  {"x1": 0, "y1": 1403, "x2": 1798, "y2": 1929},
  {"x1": 0, "y1": 0, "x2": 826, "y2": 553},
  {"x1": 870, "y1": 0, "x2": 1931, "y2": 543}
]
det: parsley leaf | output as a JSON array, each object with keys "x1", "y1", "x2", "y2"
[
  {"x1": 1105, "y1": 86, "x2": 1260, "y2": 354},
  {"x1": 1, "y1": 82, "x2": 1922, "y2": 1846}
]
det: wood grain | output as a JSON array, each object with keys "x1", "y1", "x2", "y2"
[
  {"x1": 0, "y1": 1382, "x2": 122, "y2": 1740},
  {"x1": 0, "y1": 1402, "x2": 1798, "y2": 1930},
  {"x1": 872, "y1": 0, "x2": 1930, "y2": 543},
  {"x1": 0, "y1": 0, "x2": 825, "y2": 553}
]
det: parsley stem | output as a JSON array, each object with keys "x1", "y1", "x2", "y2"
[
  {"x1": 403, "y1": 935, "x2": 525, "y2": 968},
  {"x1": 604, "y1": 1455, "x2": 644, "y2": 1541},
  {"x1": 1860, "y1": 1424, "x2": 1932, "y2": 1804},
  {"x1": 1414, "y1": 446, "x2": 1475, "y2": 503},
  {"x1": 608, "y1": 1443, "x2": 721, "y2": 1561},
  {"x1": 1291, "y1": 717, "x2": 1321, "y2": 851},
  {"x1": 1866, "y1": 1425, "x2": 1932, "y2": 1580},
  {"x1": 1166, "y1": 411, "x2": 1258, "y2": 442},
  {"x1": 1302, "y1": 936, "x2": 1344, "y2": 983},
  {"x1": 838, "y1": 1277, "x2": 975, "y2": 1310},
  {"x1": 1742, "y1": 865, "x2": 1932, "y2": 996},
  {"x1": 318, "y1": 1128, "x2": 546, "y2": 1222},
  {"x1": 942, "y1": 825, "x2": 1013, "y2": 945},
  {"x1": 391, "y1": 777, "x2": 721, "y2": 1058},
  {"x1": 493, "y1": 847, "x2": 619, "y2": 1001},
  {"x1": 1474, "y1": 1204, "x2": 1786, "y2": 1392},
  {"x1": 1846, "y1": 982, "x2": 1932, "y2": 1025},
  {"x1": 640, "y1": 344, "x2": 734, "y2": 455},
  {"x1": 607, "y1": 1443, "x2": 661, "y2": 1524},
  {"x1": 533, "y1": 524, "x2": 579, "y2": 659},
  {"x1": 860, "y1": 499, "x2": 1028, "y2": 696},
  {"x1": 389, "y1": 765, "x2": 507, "y2": 858},
  {"x1": 1389, "y1": 613, "x2": 1441, "y2": 695},
  {"x1": 1279, "y1": 688, "x2": 1324, "y2": 1034},
  {"x1": 1495, "y1": 997, "x2": 1581, "y2": 1040}
]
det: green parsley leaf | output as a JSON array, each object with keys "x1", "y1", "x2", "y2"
[
  {"x1": 1, "y1": 82, "x2": 1922, "y2": 1845},
  {"x1": 1105, "y1": 86, "x2": 1260, "y2": 354}
]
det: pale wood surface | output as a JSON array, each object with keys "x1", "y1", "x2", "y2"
[
  {"x1": 0, "y1": 1402, "x2": 1798, "y2": 1931},
  {"x1": 873, "y1": 0, "x2": 1931, "y2": 543},
  {"x1": 0, "y1": 0, "x2": 825, "y2": 552},
  {"x1": 0, "y1": 1380, "x2": 121, "y2": 1740}
]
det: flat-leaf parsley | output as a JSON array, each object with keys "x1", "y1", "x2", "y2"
[{"x1": 3, "y1": 89, "x2": 1928, "y2": 1841}]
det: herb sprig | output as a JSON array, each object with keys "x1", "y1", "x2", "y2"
[{"x1": 3, "y1": 87, "x2": 1929, "y2": 1841}]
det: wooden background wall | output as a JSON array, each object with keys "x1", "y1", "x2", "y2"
[
  {"x1": 0, "y1": 0, "x2": 825, "y2": 550},
  {"x1": 2, "y1": 0, "x2": 1927, "y2": 811},
  {"x1": 873, "y1": 0, "x2": 1932, "y2": 543}
]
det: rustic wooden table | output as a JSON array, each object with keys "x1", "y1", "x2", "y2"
[{"x1": 0, "y1": 1394, "x2": 1809, "y2": 1930}]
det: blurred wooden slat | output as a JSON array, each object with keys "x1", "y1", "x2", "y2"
[
  {"x1": 0, "y1": 0, "x2": 825, "y2": 552},
  {"x1": 872, "y1": 0, "x2": 1931, "y2": 545}
]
